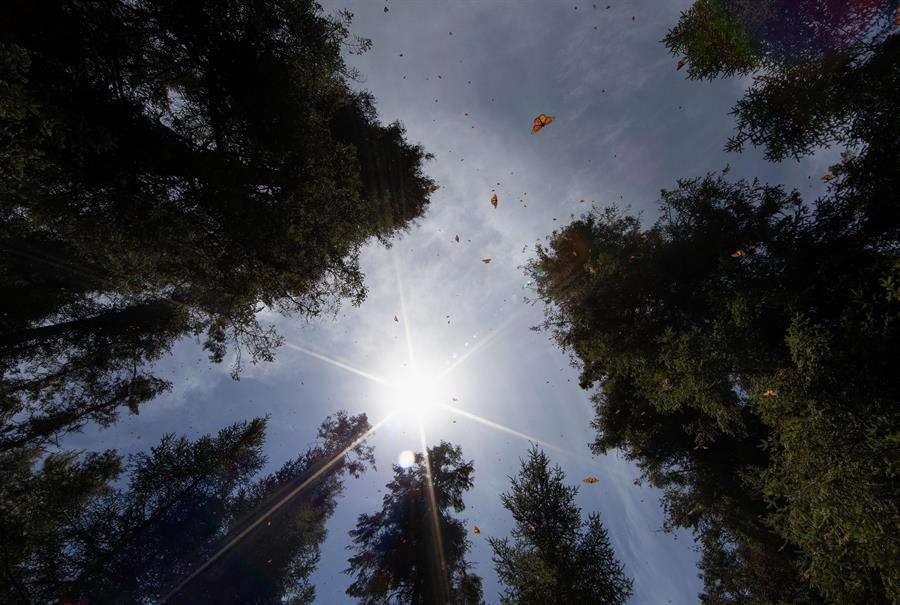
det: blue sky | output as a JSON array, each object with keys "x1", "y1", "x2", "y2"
[{"x1": 64, "y1": 1, "x2": 840, "y2": 603}]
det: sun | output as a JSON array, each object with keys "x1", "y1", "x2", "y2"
[{"x1": 390, "y1": 371, "x2": 439, "y2": 418}]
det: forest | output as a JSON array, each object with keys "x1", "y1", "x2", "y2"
[{"x1": 2, "y1": 1, "x2": 897, "y2": 603}]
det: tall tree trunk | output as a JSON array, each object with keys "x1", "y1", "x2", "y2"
[{"x1": 0, "y1": 300, "x2": 177, "y2": 352}]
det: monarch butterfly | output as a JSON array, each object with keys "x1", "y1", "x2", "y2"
[
  {"x1": 731, "y1": 249, "x2": 746, "y2": 258},
  {"x1": 677, "y1": 59, "x2": 687, "y2": 71},
  {"x1": 821, "y1": 174, "x2": 834, "y2": 182},
  {"x1": 394, "y1": 315, "x2": 399, "y2": 322},
  {"x1": 481, "y1": 258, "x2": 492, "y2": 264},
  {"x1": 473, "y1": 526, "x2": 481, "y2": 534},
  {"x1": 491, "y1": 193, "x2": 498, "y2": 208},
  {"x1": 763, "y1": 388, "x2": 777, "y2": 397},
  {"x1": 531, "y1": 113, "x2": 555, "y2": 133},
  {"x1": 454, "y1": 234, "x2": 460, "y2": 242},
  {"x1": 429, "y1": 183, "x2": 440, "y2": 193},
  {"x1": 583, "y1": 476, "x2": 599, "y2": 484}
]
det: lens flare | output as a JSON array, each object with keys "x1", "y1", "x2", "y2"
[{"x1": 397, "y1": 450, "x2": 416, "y2": 468}]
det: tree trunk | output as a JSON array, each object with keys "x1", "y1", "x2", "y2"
[{"x1": 0, "y1": 300, "x2": 176, "y2": 351}]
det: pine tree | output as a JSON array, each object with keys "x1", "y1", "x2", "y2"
[
  {"x1": 664, "y1": 0, "x2": 898, "y2": 161},
  {"x1": 346, "y1": 441, "x2": 484, "y2": 605},
  {"x1": 0, "y1": 411, "x2": 373, "y2": 604},
  {"x1": 531, "y1": 171, "x2": 900, "y2": 603},
  {"x1": 0, "y1": 0, "x2": 435, "y2": 453},
  {"x1": 489, "y1": 446, "x2": 632, "y2": 605}
]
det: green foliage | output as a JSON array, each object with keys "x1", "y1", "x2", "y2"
[
  {"x1": 0, "y1": 0, "x2": 433, "y2": 451},
  {"x1": 665, "y1": 0, "x2": 898, "y2": 161},
  {"x1": 0, "y1": 411, "x2": 373, "y2": 604},
  {"x1": 346, "y1": 441, "x2": 483, "y2": 605},
  {"x1": 489, "y1": 446, "x2": 632, "y2": 605},
  {"x1": 532, "y1": 172, "x2": 900, "y2": 604},
  {"x1": 663, "y1": 0, "x2": 759, "y2": 80}
]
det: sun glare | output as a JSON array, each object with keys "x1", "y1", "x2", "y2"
[{"x1": 391, "y1": 373, "x2": 439, "y2": 418}]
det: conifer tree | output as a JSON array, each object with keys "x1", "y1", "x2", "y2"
[
  {"x1": 489, "y1": 446, "x2": 632, "y2": 605},
  {"x1": 0, "y1": 0, "x2": 434, "y2": 452},
  {"x1": 346, "y1": 442, "x2": 484, "y2": 605},
  {"x1": 0, "y1": 411, "x2": 373, "y2": 605}
]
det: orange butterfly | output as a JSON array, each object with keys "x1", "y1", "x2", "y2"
[
  {"x1": 677, "y1": 59, "x2": 687, "y2": 71},
  {"x1": 473, "y1": 526, "x2": 481, "y2": 534},
  {"x1": 731, "y1": 249, "x2": 746, "y2": 258},
  {"x1": 821, "y1": 174, "x2": 834, "y2": 182},
  {"x1": 429, "y1": 183, "x2": 441, "y2": 193},
  {"x1": 491, "y1": 193, "x2": 498, "y2": 208},
  {"x1": 762, "y1": 388, "x2": 777, "y2": 397},
  {"x1": 583, "y1": 476, "x2": 599, "y2": 484},
  {"x1": 531, "y1": 113, "x2": 555, "y2": 133}
]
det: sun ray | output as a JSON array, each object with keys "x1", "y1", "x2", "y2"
[
  {"x1": 417, "y1": 418, "x2": 451, "y2": 602},
  {"x1": 284, "y1": 342, "x2": 393, "y2": 387},
  {"x1": 159, "y1": 413, "x2": 394, "y2": 604},
  {"x1": 438, "y1": 403, "x2": 569, "y2": 454},
  {"x1": 436, "y1": 308, "x2": 525, "y2": 380},
  {"x1": 392, "y1": 248, "x2": 417, "y2": 371}
]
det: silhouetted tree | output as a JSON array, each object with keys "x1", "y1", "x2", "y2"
[
  {"x1": 0, "y1": 0, "x2": 434, "y2": 452},
  {"x1": 489, "y1": 446, "x2": 632, "y2": 605},
  {"x1": 665, "y1": 0, "x2": 898, "y2": 161},
  {"x1": 346, "y1": 441, "x2": 484, "y2": 605},
  {"x1": 0, "y1": 411, "x2": 373, "y2": 604},
  {"x1": 531, "y1": 172, "x2": 900, "y2": 604}
]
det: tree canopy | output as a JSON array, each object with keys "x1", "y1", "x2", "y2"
[
  {"x1": 531, "y1": 170, "x2": 900, "y2": 603},
  {"x1": 665, "y1": 0, "x2": 898, "y2": 161},
  {"x1": 490, "y1": 445, "x2": 632, "y2": 605},
  {"x1": 0, "y1": 0, "x2": 434, "y2": 453},
  {"x1": 346, "y1": 441, "x2": 484, "y2": 605},
  {"x1": 0, "y1": 410, "x2": 373, "y2": 605}
]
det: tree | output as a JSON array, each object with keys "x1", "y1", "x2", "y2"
[
  {"x1": 531, "y1": 172, "x2": 900, "y2": 604},
  {"x1": 346, "y1": 441, "x2": 484, "y2": 605},
  {"x1": 489, "y1": 446, "x2": 632, "y2": 605},
  {"x1": 664, "y1": 1, "x2": 898, "y2": 161},
  {"x1": 0, "y1": 410, "x2": 374, "y2": 604},
  {"x1": 0, "y1": 0, "x2": 434, "y2": 452}
]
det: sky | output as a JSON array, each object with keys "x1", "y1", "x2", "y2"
[{"x1": 63, "y1": 1, "x2": 840, "y2": 603}]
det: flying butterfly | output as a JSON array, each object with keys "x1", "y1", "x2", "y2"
[
  {"x1": 531, "y1": 113, "x2": 555, "y2": 133},
  {"x1": 481, "y1": 258, "x2": 492, "y2": 264},
  {"x1": 491, "y1": 193, "x2": 498, "y2": 208},
  {"x1": 429, "y1": 183, "x2": 441, "y2": 193},
  {"x1": 731, "y1": 249, "x2": 746, "y2": 258},
  {"x1": 473, "y1": 526, "x2": 481, "y2": 534},
  {"x1": 762, "y1": 388, "x2": 777, "y2": 397},
  {"x1": 454, "y1": 234, "x2": 460, "y2": 242},
  {"x1": 583, "y1": 476, "x2": 599, "y2": 484},
  {"x1": 821, "y1": 174, "x2": 834, "y2": 182}
]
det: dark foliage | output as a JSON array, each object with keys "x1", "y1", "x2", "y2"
[
  {"x1": 346, "y1": 441, "x2": 484, "y2": 605},
  {"x1": 531, "y1": 169, "x2": 900, "y2": 603},
  {"x1": 489, "y1": 445, "x2": 632, "y2": 605},
  {"x1": 0, "y1": 0, "x2": 434, "y2": 452},
  {"x1": 0, "y1": 410, "x2": 373, "y2": 605},
  {"x1": 665, "y1": 0, "x2": 898, "y2": 161}
]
